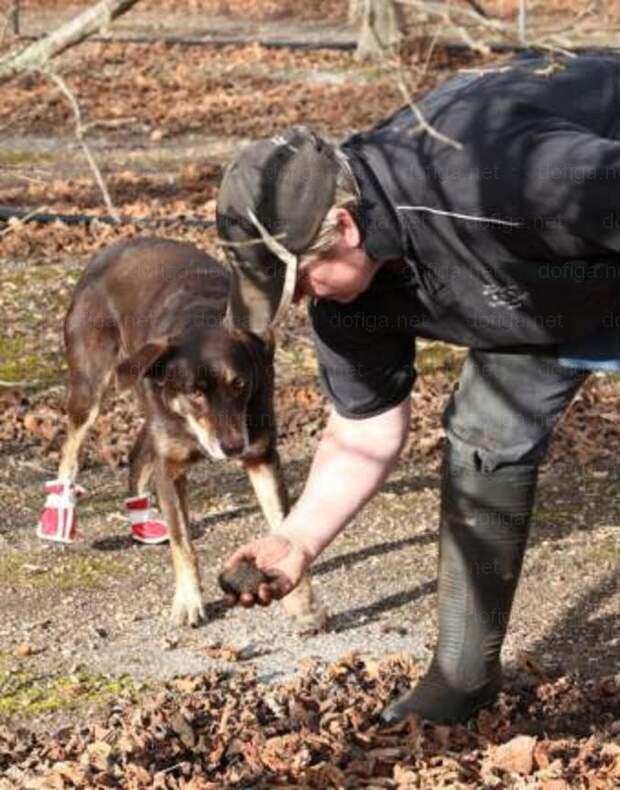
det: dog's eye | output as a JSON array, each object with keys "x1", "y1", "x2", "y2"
[{"x1": 231, "y1": 377, "x2": 246, "y2": 392}]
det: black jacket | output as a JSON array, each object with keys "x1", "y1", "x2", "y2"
[{"x1": 310, "y1": 54, "x2": 620, "y2": 418}]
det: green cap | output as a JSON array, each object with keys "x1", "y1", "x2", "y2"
[{"x1": 216, "y1": 126, "x2": 340, "y2": 333}]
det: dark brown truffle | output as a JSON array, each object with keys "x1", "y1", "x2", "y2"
[{"x1": 218, "y1": 560, "x2": 270, "y2": 597}]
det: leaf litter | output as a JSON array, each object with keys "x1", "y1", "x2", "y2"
[{"x1": 0, "y1": 652, "x2": 618, "y2": 788}]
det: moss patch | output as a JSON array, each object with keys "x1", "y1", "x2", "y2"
[
  {"x1": 0, "y1": 335, "x2": 64, "y2": 386},
  {"x1": 417, "y1": 343, "x2": 465, "y2": 376},
  {"x1": 0, "y1": 551, "x2": 122, "y2": 592},
  {"x1": 0, "y1": 149, "x2": 54, "y2": 167},
  {"x1": 586, "y1": 536, "x2": 619, "y2": 564},
  {"x1": 0, "y1": 663, "x2": 143, "y2": 718},
  {"x1": 0, "y1": 264, "x2": 75, "y2": 386},
  {"x1": 533, "y1": 505, "x2": 577, "y2": 528}
]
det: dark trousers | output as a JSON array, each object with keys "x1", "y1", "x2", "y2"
[{"x1": 442, "y1": 350, "x2": 589, "y2": 473}]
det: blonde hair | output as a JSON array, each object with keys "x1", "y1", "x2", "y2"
[{"x1": 300, "y1": 150, "x2": 360, "y2": 264}]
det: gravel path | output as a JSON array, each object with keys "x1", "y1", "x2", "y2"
[{"x1": 1, "y1": 437, "x2": 618, "y2": 731}]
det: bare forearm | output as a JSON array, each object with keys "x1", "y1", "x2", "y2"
[{"x1": 276, "y1": 399, "x2": 410, "y2": 559}]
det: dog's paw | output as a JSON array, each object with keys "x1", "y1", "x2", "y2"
[
  {"x1": 170, "y1": 586, "x2": 205, "y2": 627},
  {"x1": 282, "y1": 600, "x2": 329, "y2": 635},
  {"x1": 281, "y1": 576, "x2": 328, "y2": 635}
]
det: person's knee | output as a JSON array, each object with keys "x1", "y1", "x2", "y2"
[
  {"x1": 441, "y1": 351, "x2": 585, "y2": 475},
  {"x1": 443, "y1": 430, "x2": 548, "y2": 474},
  {"x1": 442, "y1": 392, "x2": 550, "y2": 474}
]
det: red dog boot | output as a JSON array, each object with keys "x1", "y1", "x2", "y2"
[
  {"x1": 125, "y1": 494, "x2": 169, "y2": 544},
  {"x1": 37, "y1": 479, "x2": 84, "y2": 544}
]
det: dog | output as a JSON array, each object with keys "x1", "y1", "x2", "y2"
[{"x1": 37, "y1": 236, "x2": 327, "y2": 631}]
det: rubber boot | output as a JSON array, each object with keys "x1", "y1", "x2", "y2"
[{"x1": 381, "y1": 448, "x2": 538, "y2": 725}]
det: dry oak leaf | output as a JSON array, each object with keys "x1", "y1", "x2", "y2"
[
  {"x1": 489, "y1": 734, "x2": 537, "y2": 775},
  {"x1": 51, "y1": 762, "x2": 85, "y2": 785},
  {"x1": 14, "y1": 642, "x2": 34, "y2": 658}
]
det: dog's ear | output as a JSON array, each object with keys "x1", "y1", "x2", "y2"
[
  {"x1": 115, "y1": 338, "x2": 172, "y2": 391},
  {"x1": 237, "y1": 328, "x2": 275, "y2": 364}
]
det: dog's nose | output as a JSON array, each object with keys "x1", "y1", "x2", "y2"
[{"x1": 220, "y1": 436, "x2": 245, "y2": 457}]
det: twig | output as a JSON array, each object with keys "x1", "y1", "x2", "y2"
[
  {"x1": 394, "y1": 70, "x2": 462, "y2": 150},
  {"x1": 418, "y1": 22, "x2": 441, "y2": 77},
  {"x1": 399, "y1": 0, "x2": 593, "y2": 53},
  {"x1": 0, "y1": 378, "x2": 45, "y2": 388},
  {"x1": 376, "y1": 14, "x2": 462, "y2": 154},
  {"x1": 400, "y1": 0, "x2": 507, "y2": 36},
  {"x1": 38, "y1": 68, "x2": 119, "y2": 220},
  {"x1": 160, "y1": 762, "x2": 184, "y2": 776},
  {"x1": 460, "y1": 0, "x2": 489, "y2": 18},
  {"x1": 83, "y1": 116, "x2": 138, "y2": 132},
  {"x1": 542, "y1": 4, "x2": 595, "y2": 35}
]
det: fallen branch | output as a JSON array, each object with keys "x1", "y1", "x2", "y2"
[
  {"x1": 0, "y1": 0, "x2": 141, "y2": 85},
  {"x1": 0, "y1": 205, "x2": 215, "y2": 229},
  {"x1": 13, "y1": 31, "x2": 358, "y2": 52}
]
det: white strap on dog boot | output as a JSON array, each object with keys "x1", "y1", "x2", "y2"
[
  {"x1": 37, "y1": 480, "x2": 84, "y2": 544},
  {"x1": 125, "y1": 494, "x2": 169, "y2": 545}
]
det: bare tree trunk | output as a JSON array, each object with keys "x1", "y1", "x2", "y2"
[
  {"x1": 0, "y1": 0, "x2": 141, "y2": 85},
  {"x1": 348, "y1": 0, "x2": 364, "y2": 25},
  {"x1": 355, "y1": 0, "x2": 403, "y2": 62}
]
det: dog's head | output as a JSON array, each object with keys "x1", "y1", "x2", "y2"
[{"x1": 115, "y1": 327, "x2": 274, "y2": 460}]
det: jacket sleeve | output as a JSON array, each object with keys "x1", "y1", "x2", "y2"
[
  {"x1": 309, "y1": 298, "x2": 416, "y2": 420},
  {"x1": 520, "y1": 120, "x2": 620, "y2": 253}
]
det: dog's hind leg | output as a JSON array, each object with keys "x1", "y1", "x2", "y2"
[
  {"x1": 57, "y1": 372, "x2": 111, "y2": 483},
  {"x1": 57, "y1": 310, "x2": 118, "y2": 483},
  {"x1": 242, "y1": 451, "x2": 328, "y2": 633},
  {"x1": 39, "y1": 303, "x2": 117, "y2": 542},
  {"x1": 154, "y1": 457, "x2": 204, "y2": 626}
]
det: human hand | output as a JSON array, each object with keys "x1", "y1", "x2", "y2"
[{"x1": 221, "y1": 534, "x2": 313, "y2": 608}]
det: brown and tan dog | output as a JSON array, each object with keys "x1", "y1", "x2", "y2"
[{"x1": 46, "y1": 236, "x2": 326, "y2": 630}]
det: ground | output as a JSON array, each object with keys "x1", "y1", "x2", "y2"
[{"x1": 0, "y1": 2, "x2": 619, "y2": 787}]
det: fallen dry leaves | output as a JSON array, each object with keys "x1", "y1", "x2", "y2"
[
  {"x1": 2, "y1": 367, "x2": 619, "y2": 475},
  {"x1": 20, "y1": 0, "x2": 346, "y2": 24},
  {"x1": 0, "y1": 653, "x2": 617, "y2": 787}
]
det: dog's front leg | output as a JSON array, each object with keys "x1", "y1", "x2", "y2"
[
  {"x1": 243, "y1": 453, "x2": 327, "y2": 633},
  {"x1": 154, "y1": 459, "x2": 204, "y2": 627}
]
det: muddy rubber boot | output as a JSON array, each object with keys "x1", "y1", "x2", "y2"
[{"x1": 381, "y1": 449, "x2": 538, "y2": 725}]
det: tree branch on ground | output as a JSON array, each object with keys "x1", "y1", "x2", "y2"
[{"x1": 0, "y1": 0, "x2": 141, "y2": 85}]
